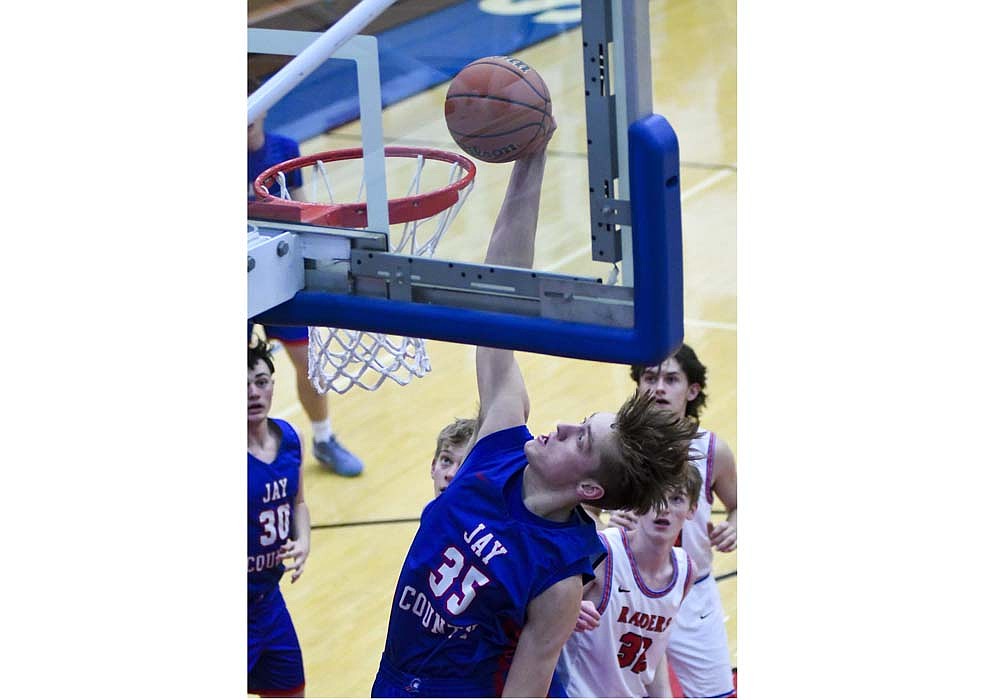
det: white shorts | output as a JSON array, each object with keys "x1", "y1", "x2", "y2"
[{"x1": 667, "y1": 574, "x2": 734, "y2": 698}]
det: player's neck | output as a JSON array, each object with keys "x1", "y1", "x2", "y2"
[
  {"x1": 626, "y1": 528, "x2": 675, "y2": 583},
  {"x1": 248, "y1": 417, "x2": 275, "y2": 451},
  {"x1": 521, "y1": 466, "x2": 575, "y2": 522}
]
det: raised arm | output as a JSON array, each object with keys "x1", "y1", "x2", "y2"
[{"x1": 476, "y1": 151, "x2": 548, "y2": 441}]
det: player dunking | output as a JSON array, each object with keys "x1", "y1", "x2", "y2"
[
  {"x1": 371, "y1": 137, "x2": 698, "y2": 697},
  {"x1": 248, "y1": 340, "x2": 312, "y2": 697},
  {"x1": 556, "y1": 463, "x2": 703, "y2": 697}
]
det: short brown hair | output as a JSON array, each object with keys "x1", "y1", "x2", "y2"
[
  {"x1": 590, "y1": 391, "x2": 699, "y2": 514},
  {"x1": 434, "y1": 418, "x2": 478, "y2": 461}
]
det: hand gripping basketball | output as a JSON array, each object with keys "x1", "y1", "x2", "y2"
[{"x1": 444, "y1": 56, "x2": 556, "y2": 163}]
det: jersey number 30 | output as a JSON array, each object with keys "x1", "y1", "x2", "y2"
[
  {"x1": 259, "y1": 503, "x2": 291, "y2": 546},
  {"x1": 428, "y1": 546, "x2": 492, "y2": 615}
]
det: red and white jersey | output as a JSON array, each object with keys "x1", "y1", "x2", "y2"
[
  {"x1": 682, "y1": 429, "x2": 717, "y2": 578},
  {"x1": 557, "y1": 528, "x2": 693, "y2": 697}
]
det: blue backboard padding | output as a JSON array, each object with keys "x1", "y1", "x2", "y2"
[
  {"x1": 253, "y1": 114, "x2": 683, "y2": 365},
  {"x1": 629, "y1": 114, "x2": 685, "y2": 364},
  {"x1": 264, "y1": 1, "x2": 582, "y2": 143}
]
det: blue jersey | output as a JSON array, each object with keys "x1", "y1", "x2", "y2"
[
  {"x1": 249, "y1": 132, "x2": 302, "y2": 199},
  {"x1": 378, "y1": 426, "x2": 605, "y2": 695},
  {"x1": 248, "y1": 419, "x2": 302, "y2": 598}
]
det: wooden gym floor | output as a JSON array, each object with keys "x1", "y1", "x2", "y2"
[{"x1": 253, "y1": 0, "x2": 736, "y2": 695}]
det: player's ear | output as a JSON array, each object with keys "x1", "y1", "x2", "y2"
[
  {"x1": 578, "y1": 480, "x2": 604, "y2": 502},
  {"x1": 687, "y1": 382, "x2": 702, "y2": 402},
  {"x1": 685, "y1": 503, "x2": 698, "y2": 520}
]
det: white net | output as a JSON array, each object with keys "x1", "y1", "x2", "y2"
[
  {"x1": 265, "y1": 149, "x2": 474, "y2": 394},
  {"x1": 307, "y1": 329, "x2": 430, "y2": 394}
]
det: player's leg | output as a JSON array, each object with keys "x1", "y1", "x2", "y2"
[
  {"x1": 248, "y1": 591, "x2": 306, "y2": 698},
  {"x1": 666, "y1": 576, "x2": 735, "y2": 698},
  {"x1": 265, "y1": 325, "x2": 364, "y2": 477}
]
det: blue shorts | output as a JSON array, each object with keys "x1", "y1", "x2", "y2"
[
  {"x1": 372, "y1": 654, "x2": 498, "y2": 697},
  {"x1": 248, "y1": 586, "x2": 304, "y2": 695},
  {"x1": 248, "y1": 322, "x2": 309, "y2": 345},
  {"x1": 371, "y1": 653, "x2": 566, "y2": 698}
]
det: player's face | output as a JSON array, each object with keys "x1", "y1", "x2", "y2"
[
  {"x1": 637, "y1": 357, "x2": 700, "y2": 419},
  {"x1": 431, "y1": 438, "x2": 473, "y2": 496},
  {"x1": 635, "y1": 489, "x2": 696, "y2": 544},
  {"x1": 525, "y1": 412, "x2": 615, "y2": 487},
  {"x1": 247, "y1": 359, "x2": 274, "y2": 423}
]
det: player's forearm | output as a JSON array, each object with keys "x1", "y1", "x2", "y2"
[
  {"x1": 484, "y1": 152, "x2": 546, "y2": 269},
  {"x1": 292, "y1": 501, "x2": 311, "y2": 549},
  {"x1": 501, "y1": 653, "x2": 559, "y2": 697},
  {"x1": 646, "y1": 655, "x2": 671, "y2": 697}
]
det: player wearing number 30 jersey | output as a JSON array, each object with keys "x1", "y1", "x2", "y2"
[{"x1": 248, "y1": 342, "x2": 311, "y2": 697}]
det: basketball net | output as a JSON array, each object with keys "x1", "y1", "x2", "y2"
[{"x1": 252, "y1": 147, "x2": 476, "y2": 394}]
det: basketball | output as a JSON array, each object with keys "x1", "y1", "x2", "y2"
[{"x1": 444, "y1": 56, "x2": 554, "y2": 163}]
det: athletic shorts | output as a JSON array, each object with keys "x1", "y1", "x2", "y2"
[
  {"x1": 248, "y1": 322, "x2": 309, "y2": 345},
  {"x1": 666, "y1": 574, "x2": 735, "y2": 698},
  {"x1": 372, "y1": 654, "x2": 566, "y2": 698},
  {"x1": 248, "y1": 586, "x2": 305, "y2": 695}
]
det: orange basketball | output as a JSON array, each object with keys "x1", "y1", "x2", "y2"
[{"x1": 444, "y1": 56, "x2": 554, "y2": 163}]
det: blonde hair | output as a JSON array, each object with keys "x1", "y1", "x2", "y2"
[{"x1": 434, "y1": 417, "x2": 478, "y2": 460}]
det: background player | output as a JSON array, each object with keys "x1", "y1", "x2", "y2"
[
  {"x1": 248, "y1": 74, "x2": 363, "y2": 478},
  {"x1": 248, "y1": 340, "x2": 312, "y2": 697},
  {"x1": 430, "y1": 417, "x2": 478, "y2": 497},
  {"x1": 371, "y1": 140, "x2": 699, "y2": 697},
  {"x1": 612, "y1": 344, "x2": 737, "y2": 697},
  {"x1": 556, "y1": 463, "x2": 702, "y2": 697}
]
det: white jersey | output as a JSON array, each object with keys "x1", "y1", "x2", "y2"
[
  {"x1": 682, "y1": 429, "x2": 717, "y2": 578},
  {"x1": 558, "y1": 528, "x2": 693, "y2": 698}
]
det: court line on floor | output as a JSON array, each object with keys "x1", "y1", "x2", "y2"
[
  {"x1": 308, "y1": 132, "x2": 737, "y2": 172},
  {"x1": 546, "y1": 168, "x2": 734, "y2": 273},
  {"x1": 310, "y1": 516, "x2": 738, "y2": 579},
  {"x1": 684, "y1": 318, "x2": 737, "y2": 332},
  {"x1": 270, "y1": 169, "x2": 734, "y2": 419},
  {"x1": 310, "y1": 509, "x2": 731, "y2": 529}
]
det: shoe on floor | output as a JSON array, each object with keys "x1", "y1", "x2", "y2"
[{"x1": 313, "y1": 435, "x2": 364, "y2": 477}]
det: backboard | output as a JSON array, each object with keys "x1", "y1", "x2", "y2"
[{"x1": 248, "y1": 0, "x2": 683, "y2": 366}]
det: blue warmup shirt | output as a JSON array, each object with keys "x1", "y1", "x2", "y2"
[
  {"x1": 377, "y1": 425, "x2": 605, "y2": 696},
  {"x1": 248, "y1": 132, "x2": 303, "y2": 199}
]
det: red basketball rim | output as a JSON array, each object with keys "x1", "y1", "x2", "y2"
[{"x1": 250, "y1": 146, "x2": 477, "y2": 228}]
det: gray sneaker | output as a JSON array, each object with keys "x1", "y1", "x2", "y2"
[{"x1": 313, "y1": 435, "x2": 364, "y2": 477}]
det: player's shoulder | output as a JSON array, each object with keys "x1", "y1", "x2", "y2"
[
  {"x1": 269, "y1": 418, "x2": 302, "y2": 449},
  {"x1": 466, "y1": 424, "x2": 531, "y2": 463},
  {"x1": 710, "y1": 432, "x2": 735, "y2": 465}
]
